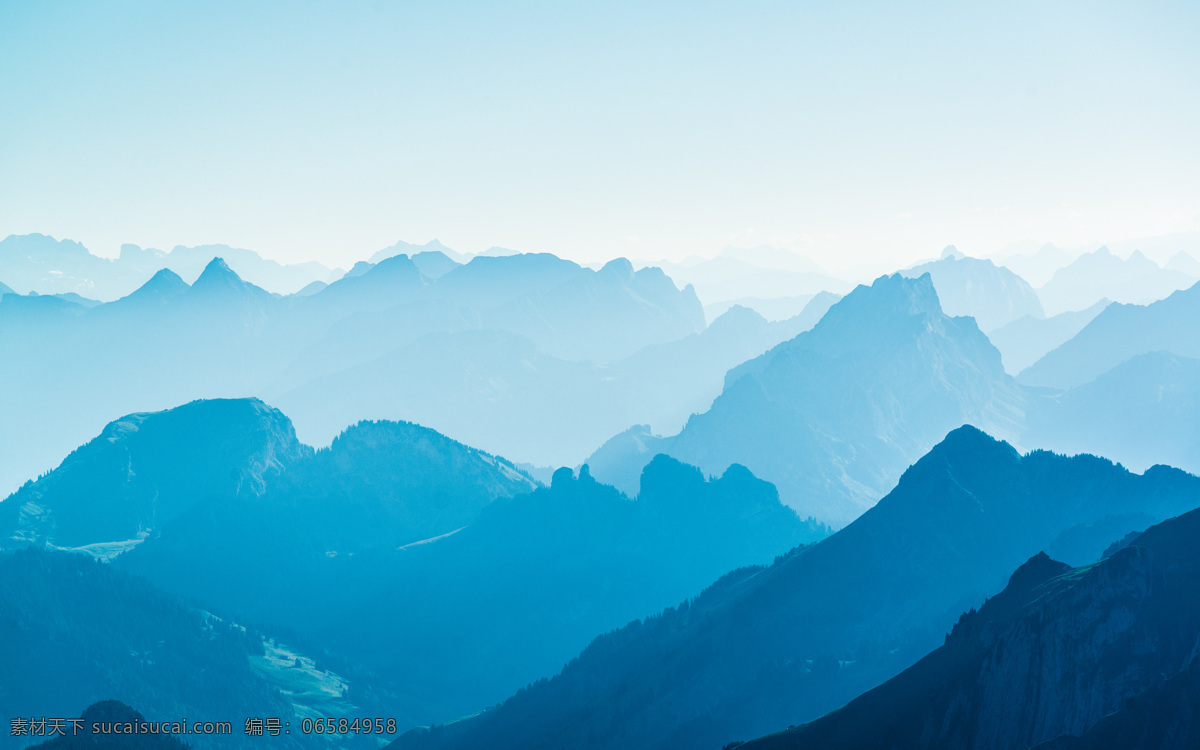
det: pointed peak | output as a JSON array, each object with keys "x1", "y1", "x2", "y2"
[
  {"x1": 195, "y1": 256, "x2": 240, "y2": 283},
  {"x1": 941, "y1": 244, "x2": 963, "y2": 259},
  {"x1": 1093, "y1": 245, "x2": 1112, "y2": 256},
  {"x1": 1005, "y1": 551, "x2": 1070, "y2": 594}
]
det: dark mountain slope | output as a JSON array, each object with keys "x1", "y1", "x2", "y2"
[
  {"x1": 0, "y1": 547, "x2": 300, "y2": 750},
  {"x1": 392, "y1": 428, "x2": 1200, "y2": 750},
  {"x1": 323, "y1": 457, "x2": 817, "y2": 723},
  {"x1": 745, "y1": 505, "x2": 1200, "y2": 750},
  {"x1": 1019, "y1": 280, "x2": 1200, "y2": 390},
  {"x1": 0, "y1": 398, "x2": 308, "y2": 550},
  {"x1": 1037, "y1": 659, "x2": 1200, "y2": 749},
  {"x1": 28, "y1": 702, "x2": 191, "y2": 749}
]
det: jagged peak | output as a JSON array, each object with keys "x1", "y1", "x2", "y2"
[{"x1": 824, "y1": 272, "x2": 944, "y2": 326}]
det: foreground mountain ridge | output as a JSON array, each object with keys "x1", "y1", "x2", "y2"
[
  {"x1": 394, "y1": 426, "x2": 1200, "y2": 750},
  {"x1": 743, "y1": 502, "x2": 1200, "y2": 750}
]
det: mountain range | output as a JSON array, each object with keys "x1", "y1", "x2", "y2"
[
  {"x1": 1036, "y1": 246, "x2": 1196, "y2": 316},
  {"x1": 0, "y1": 233, "x2": 339, "y2": 300},
  {"x1": 1019, "y1": 280, "x2": 1200, "y2": 390},
  {"x1": 395, "y1": 426, "x2": 1200, "y2": 750},
  {"x1": 900, "y1": 251, "x2": 1045, "y2": 332},
  {"x1": 0, "y1": 250, "x2": 706, "y2": 495},
  {"x1": 272, "y1": 302, "x2": 826, "y2": 470},
  {"x1": 588, "y1": 273, "x2": 1026, "y2": 525},
  {"x1": 987, "y1": 298, "x2": 1110, "y2": 375},
  {"x1": 2, "y1": 398, "x2": 821, "y2": 729},
  {"x1": 742, "y1": 502, "x2": 1200, "y2": 749}
]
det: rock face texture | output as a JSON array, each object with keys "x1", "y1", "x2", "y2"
[{"x1": 741, "y1": 504, "x2": 1200, "y2": 750}]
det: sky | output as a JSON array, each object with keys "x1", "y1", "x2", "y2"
[{"x1": 1, "y1": 0, "x2": 1198, "y2": 272}]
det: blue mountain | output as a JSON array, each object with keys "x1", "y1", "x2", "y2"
[{"x1": 392, "y1": 427, "x2": 1200, "y2": 750}]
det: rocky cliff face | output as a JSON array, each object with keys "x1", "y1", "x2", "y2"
[{"x1": 743, "y1": 505, "x2": 1200, "y2": 750}]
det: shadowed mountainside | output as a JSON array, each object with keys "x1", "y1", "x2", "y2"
[
  {"x1": 743, "y1": 504, "x2": 1200, "y2": 750},
  {"x1": 393, "y1": 427, "x2": 1200, "y2": 750}
]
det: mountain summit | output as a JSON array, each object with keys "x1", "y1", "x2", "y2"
[{"x1": 594, "y1": 273, "x2": 1025, "y2": 526}]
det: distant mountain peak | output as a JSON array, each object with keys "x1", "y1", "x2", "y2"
[
  {"x1": 941, "y1": 244, "x2": 964, "y2": 259},
  {"x1": 600, "y1": 257, "x2": 635, "y2": 278},
  {"x1": 711, "y1": 304, "x2": 769, "y2": 329},
  {"x1": 119, "y1": 267, "x2": 189, "y2": 304},
  {"x1": 192, "y1": 256, "x2": 241, "y2": 286},
  {"x1": 922, "y1": 424, "x2": 1017, "y2": 465},
  {"x1": 839, "y1": 272, "x2": 944, "y2": 321},
  {"x1": 344, "y1": 260, "x2": 375, "y2": 279},
  {"x1": 1004, "y1": 550, "x2": 1071, "y2": 594}
]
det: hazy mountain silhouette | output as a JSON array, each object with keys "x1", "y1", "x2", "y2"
[
  {"x1": 275, "y1": 305, "x2": 827, "y2": 469},
  {"x1": 589, "y1": 273, "x2": 1026, "y2": 526},
  {"x1": 410, "y1": 250, "x2": 460, "y2": 279},
  {"x1": 647, "y1": 251, "x2": 850, "y2": 309},
  {"x1": 743, "y1": 505, "x2": 1200, "y2": 750},
  {"x1": 119, "y1": 242, "x2": 338, "y2": 295},
  {"x1": 704, "y1": 290, "x2": 840, "y2": 323},
  {"x1": 1025, "y1": 352, "x2": 1200, "y2": 476},
  {"x1": 0, "y1": 398, "x2": 307, "y2": 551},
  {"x1": 1019, "y1": 281, "x2": 1200, "y2": 389},
  {"x1": 0, "y1": 250, "x2": 705, "y2": 495},
  {"x1": 1037, "y1": 246, "x2": 1195, "y2": 315},
  {"x1": 368, "y1": 238, "x2": 468, "y2": 264},
  {"x1": 987, "y1": 298, "x2": 1110, "y2": 374},
  {"x1": 0, "y1": 233, "x2": 337, "y2": 300},
  {"x1": 1165, "y1": 250, "x2": 1200, "y2": 276},
  {"x1": 392, "y1": 427, "x2": 1200, "y2": 750},
  {"x1": 996, "y1": 243, "x2": 1073, "y2": 287},
  {"x1": 901, "y1": 254, "x2": 1044, "y2": 331}
]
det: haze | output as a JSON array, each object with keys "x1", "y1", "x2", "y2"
[{"x1": 2, "y1": 0, "x2": 1198, "y2": 271}]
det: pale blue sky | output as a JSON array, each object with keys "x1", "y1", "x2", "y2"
[{"x1": 1, "y1": 0, "x2": 1197, "y2": 270}]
